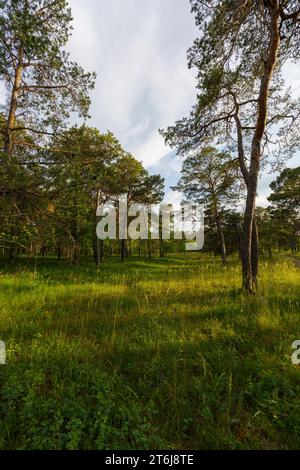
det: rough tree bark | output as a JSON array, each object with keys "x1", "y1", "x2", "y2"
[
  {"x1": 4, "y1": 47, "x2": 24, "y2": 158},
  {"x1": 212, "y1": 196, "x2": 227, "y2": 265}
]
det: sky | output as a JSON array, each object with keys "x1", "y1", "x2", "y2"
[{"x1": 67, "y1": 0, "x2": 300, "y2": 207}]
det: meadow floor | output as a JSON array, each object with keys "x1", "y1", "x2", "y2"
[{"x1": 0, "y1": 254, "x2": 300, "y2": 450}]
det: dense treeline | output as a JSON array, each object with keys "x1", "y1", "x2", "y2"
[
  {"x1": 0, "y1": 122, "x2": 166, "y2": 263},
  {"x1": 0, "y1": 0, "x2": 299, "y2": 286},
  {"x1": 172, "y1": 146, "x2": 300, "y2": 260},
  {"x1": 0, "y1": 0, "x2": 165, "y2": 264}
]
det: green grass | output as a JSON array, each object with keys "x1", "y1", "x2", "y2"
[{"x1": 0, "y1": 254, "x2": 300, "y2": 450}]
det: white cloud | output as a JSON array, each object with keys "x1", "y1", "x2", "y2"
[
  {"x1": 256, "y1": 194, "x2": 271, "y2": 208},
  {"x1": 0, "y1": 81, "x2": 6, "y2": 106},
  {"x1": 164, "y1": 189, "x2": 183, "y2": 208},
  {"x1": 133, "y1": 132, "x2": 171, "y2": 167},
  {"x1": 282, "y1": 61, "x2": 300, "y2": 98},
  {"x1": 68, "y1": 0, "x2": 99, "y2": 71}
]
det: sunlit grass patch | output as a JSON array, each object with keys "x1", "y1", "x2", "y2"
[{"x1": 0, "y1": 255, "x2": 299, "y2": 449}]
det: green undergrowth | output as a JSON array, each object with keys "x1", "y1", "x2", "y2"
[{"x1": 0, "y1": 254, "x2": 299, "y2": 449}]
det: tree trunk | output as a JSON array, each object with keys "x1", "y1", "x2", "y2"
[
  {"x1": 95, "y1": 189, "x2": 105, "y2": 267},
  {"x1": 241, "y1": 4, "x2": 280, "y2": 293},
  {"x1": 159, "y1": 230, "x2": 165, "y2": 258},
  {"x1": 121, "y1": 239, "x2": 125, "y2": 262},
  {"x1": 251, "y1": 216, "x2": 259, "y2": 279},
  {"x1": 216, "y1": 214, "x2": 227, "y2": 265},
  {"x1": 234, "y1": 222, "x2": 242, "y2": 260},
  {"x1": 72, "y1": 241, "x2": 80, "y2": 264},
  {"x1": 159, "y1": 240, "x2": 165, "y2": 258},
  {"x1": 242, "y1": 172, "x2": 258, "y2": 292},
  {"x1": 212, "y1": 197, "x2": 227, "y2": 265},
  {"x1": 124, "y1": 241, "x2": 129, "y2": 258},
  {"x1": 4, "y1": 48, "x2": 24, "y2": 159},
  {"x1": 95, "y1": 238, "x2": 102, "y2": 267}
]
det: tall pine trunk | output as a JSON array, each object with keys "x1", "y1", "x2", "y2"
[
  {"x1": 4, "y1": 47, "x2": 23, "y2": 159},
  {"x1": 242, "y1": 3, "x2": 280, "y2": 293},
  {"x1": 212, "y1": 195, "x2": 227, "y2": 265},
  {"x1": 95, "y1": 239, "x2": 103, "y2": 267}
]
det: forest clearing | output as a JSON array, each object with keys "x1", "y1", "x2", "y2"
[{"x1": 0, "y1": 254, "x2": 299, "y2": 449}]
